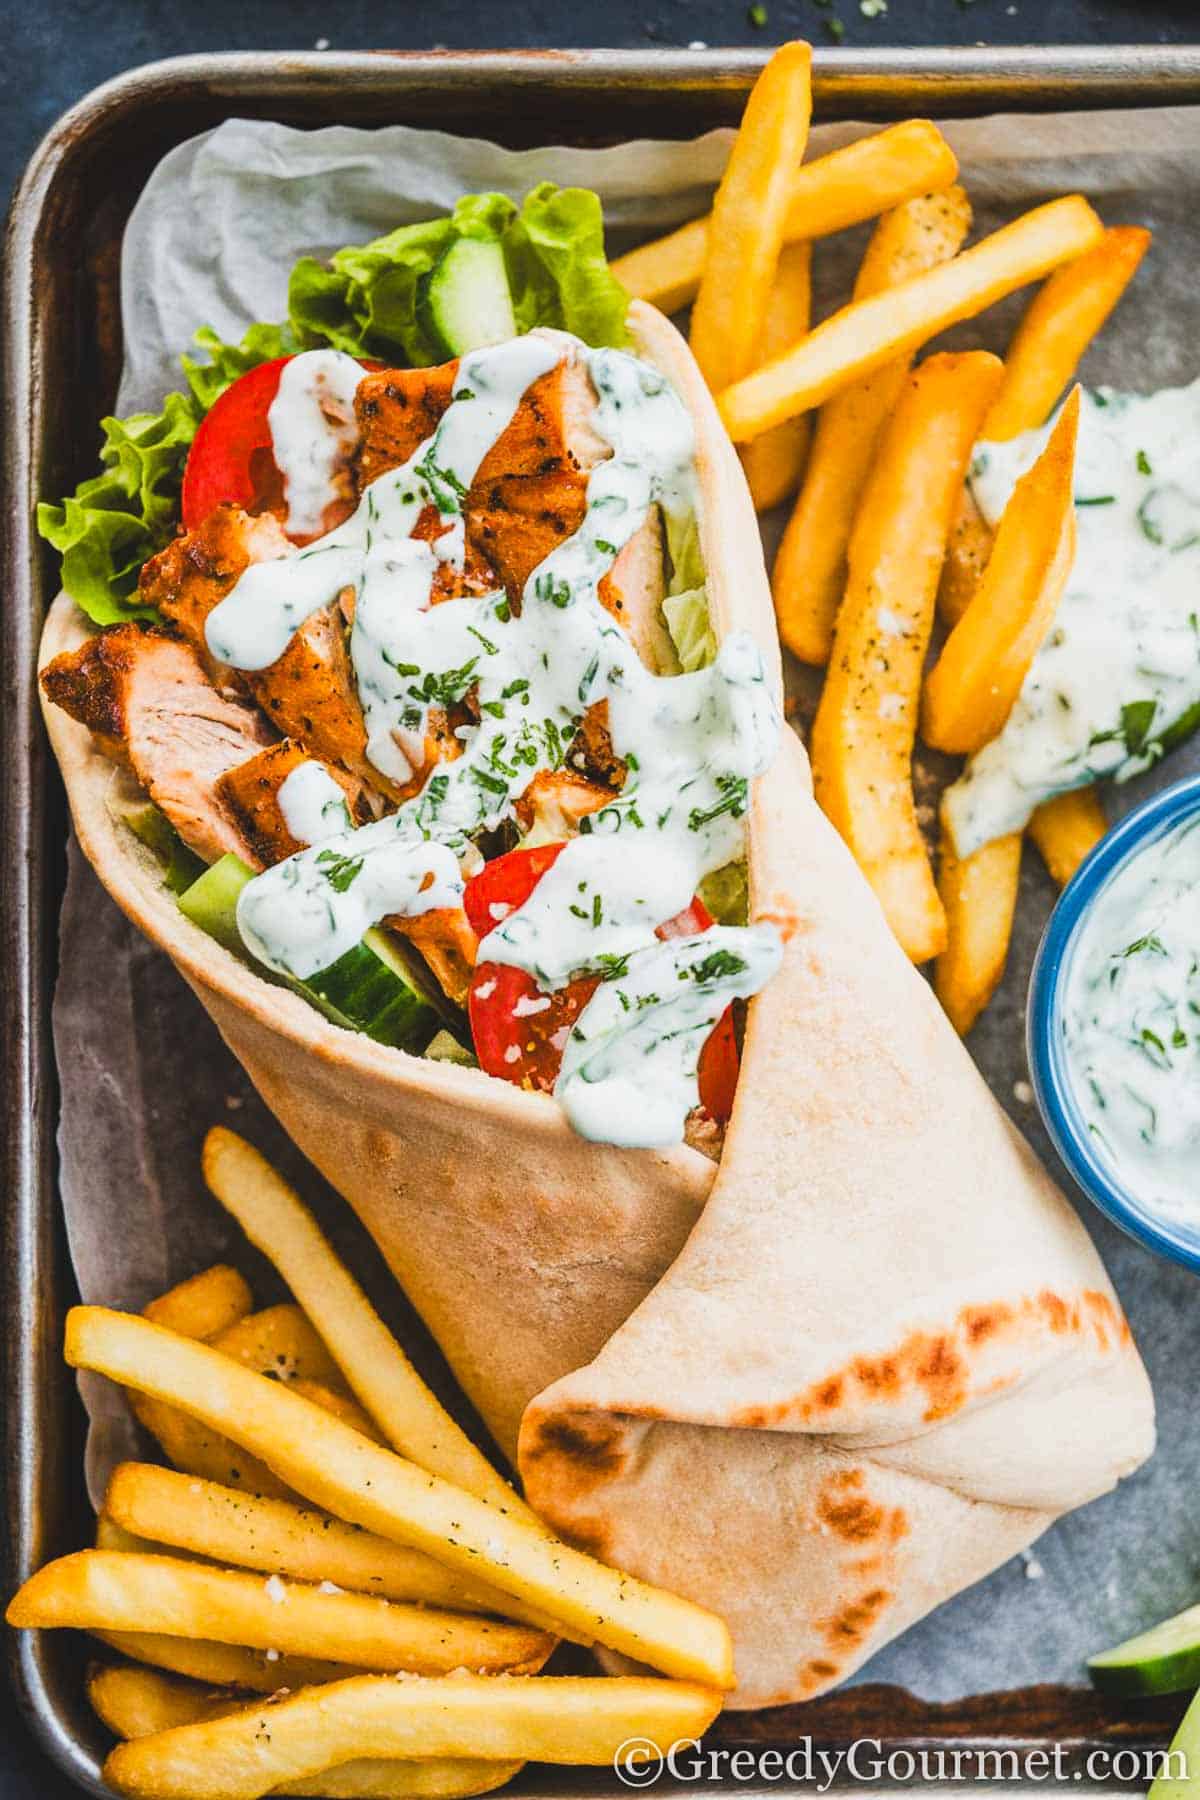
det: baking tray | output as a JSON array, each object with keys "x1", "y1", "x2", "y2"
[{"x1": 8, "y1": 45, "x2": 1200, "y2": 1797}]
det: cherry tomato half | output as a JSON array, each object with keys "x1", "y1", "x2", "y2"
[
  {"x1": 180, "y1": 354, "x2": 379, "y2": 542},
  {"x1": 465, "y1": 843, "x2": 739, "y2": 1119}
]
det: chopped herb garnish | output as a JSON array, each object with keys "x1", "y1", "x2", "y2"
[{"x1": 315, "y1": 849, "x2": 364, "y2": 893}]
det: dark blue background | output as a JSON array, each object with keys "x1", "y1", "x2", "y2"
[{"x1": 6, "y1": 2, "x2": 1199, "y2": 1794}]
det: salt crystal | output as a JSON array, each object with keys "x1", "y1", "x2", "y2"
[{"x1": 265, "y1": 1574, "x2": 288, "y2": 1604}]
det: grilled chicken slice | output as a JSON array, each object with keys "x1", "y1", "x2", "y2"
[
  {"x1": 389, "y1": 907, "x2": 477, "y2": 1009},
  {"x1": 41, "y1": 627, "x2": 276, "y2": 866},
  {"x1": 141, "y1": 505, "x2": 290, "y2": 682},
  {"x1": 216, "y1": 740, "x2": 364, "y2": 868},
  {"x1": 513, "y1": 770, "x2": 614, "y2": 839},
  {"x1": 355, "y1": 362, "x2": 459, "y2": 488}
]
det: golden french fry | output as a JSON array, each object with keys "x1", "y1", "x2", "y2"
[
  {"x1": 935, "y1": 830, "x2": 1023, "y2": 1036},
  {"x1": 212, "y1": 1306, "x2": 347, "y2": 1394},
  {"x1": 922, "y1": 389, "x2": 1080, "y2": 754},
  {"x1": 66, "y1": 1307, "x2": 734, "y2": 1689},
  {"x1": 985, "y1": 225, "x2": 1151, "y2": 441},
  {"x1": 1028, "y1": 788, "x2": 1108, "y2": 887},
  {"x1": 936, "y1": 485, "x2": 993, "y2": 628},
  {"x1": 773, "y1": 186, "x2": 973, "y2": 663},
  {"x1": 102, "y1": 1464, "x2": 573, "y2": 1640},
  {"x1": 96, "y1": 1514, "x2": 155, "y2": 1556},
  {"x1": 611, "y1": 119, "x2": 958, "y2": 312},
  {"x1": 8, "y1": 1550, "x2": 553, "y2": 1677},
  {"x1": 811, "y1": 351, "x2": 1004, "y2": 963},
  {"x1": 144, "y1": 1267, "x2": 254, "y2": 1341},
  {"x1": 287, "y1": 1381, "x2": 385, "y2": 1444},
  {"x1": 202, "y1": 1130, "x2": 526, "y2": 1517},
  {"x1": 740, "y1": 241, "x2": 813, "y2": 512},
  {"x1": 689, "y1": 41, "x2": 812, "y2": 395},
  {"x1": 93, "y1": 1629, "x2": 354, "y2": 1695},
  {"x1": 103, "y1": 1673, "x2": 726, "y2": 1800},
  {"x1": 718, "y1": 195, "x2": 1105, "y2": 440},
  {"x1": 87, "y1": 1667, "x2": 526, "y2": 1800}
]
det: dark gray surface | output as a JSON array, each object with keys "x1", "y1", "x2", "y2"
[{"x1": 7, "y1": 8, "x2": 1200, "y2": 1798}]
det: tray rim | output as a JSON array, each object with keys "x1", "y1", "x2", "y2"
[{"x1": 8, "y1": 43, "x2": 1200, "y2": 1798}]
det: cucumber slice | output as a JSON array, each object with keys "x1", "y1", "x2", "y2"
[
  {"x1": 1149, "y1": 1682, "x2": 1200, "y2": 1800},
  {"x1": 1089, "y1": 1602, "x2": 1200, "y2": 1696},
  {"x1": 421, "y1": 237, "x2": 517, "y2": 358},
  {"x1": 111, "y1": 797, "x2": 206, "y2": 895},
  {"x1": 177, "y1": 854, "x2": 444, "y2": 1055}
]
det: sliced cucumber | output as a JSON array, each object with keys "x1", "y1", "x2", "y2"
[
  {"x1": 110, "y1": 797, "x2": 206, "y2": 895},
  {"x1": 421, "y1": 237, "x2": 517, "y2": 358},
  {"x1": 1089, "y1": 1602, "x2": 1200, "y2": 1696},
  {"x1": 177, "y1": 854, "x2": 444, "y2": 1055},
  {"x1": 1149, "y1": 1682, "x2": 1200, "y2": 1800}
]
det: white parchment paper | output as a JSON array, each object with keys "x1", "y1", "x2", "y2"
[{"x1": 56, "y1": 104, "x2": 1200, "y2": 1705}]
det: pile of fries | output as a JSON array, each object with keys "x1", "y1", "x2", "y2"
[
  {"x1": 614, "y1": 42, "x2": 1150, "y2": 1034},
  {"x1": 8, "y1": 1129, "x2": 731, "y2": 1799}
]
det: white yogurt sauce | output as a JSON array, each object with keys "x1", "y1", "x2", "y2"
[
  {"x1": 267, "y1": 350, "x2": 364, "y2": 540},
  {"x1": 277, "y1": 760, "x2": 352, "y2": 846},
  {"x1": 943, "y1": 379, "x2": 1200, "y2": 858},
  {"x1": 207, "y1": 330, "x2": 782, "y2": 1148},
  {"x1": 1063, "y1": 812, "x2": 1200, "y2": 1220}
]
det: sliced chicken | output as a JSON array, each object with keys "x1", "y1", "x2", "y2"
[
  {"x1": 355, "y1": 362, "x2": 459, "y2": 488},
  {"x1": 389, "y1": 907, "x2": 477, "y2": 1009},
  {"x1": 216, "y1": 740, "x2": 363, "y2": 868},
  {"x1": 41, "y1": 627, "x2": 276, "y2": 866},
  {"x1": 140, "y1": 504, "x2": 290, "y2": 681},
  {"x1": 512, "y1": 770, "x2": 614, "y2": 840}
]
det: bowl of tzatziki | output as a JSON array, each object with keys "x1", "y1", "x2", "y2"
[{"x1": 1029, "y1": 775, "x2": 1200, "y2": 1270}]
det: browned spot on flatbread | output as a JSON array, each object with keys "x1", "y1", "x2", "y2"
[
  {"x1": 962, "y1": 1302, "x2": 1015, "y2": 1344},
  {"x1": 522, "y1": 1413, "x2": 628, "y2": 1480},
  {"x1": 817, "y1": 1587, "x2": 892, "y2": 1649},
  {"x1": 816, "y1": 1471, "x2": 887, "y2": 1544}
]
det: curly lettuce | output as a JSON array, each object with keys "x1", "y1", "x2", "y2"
[{"x1": 41, "y1": 185, "x2": 629, "y2": 626}]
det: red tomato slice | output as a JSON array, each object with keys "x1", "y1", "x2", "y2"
[
  {"x1": 181, "y1": 354, "x2": 379, "y2": 542},
  {"x1": 465, "y1": 844, "x2": 739, "y2": 1118}
]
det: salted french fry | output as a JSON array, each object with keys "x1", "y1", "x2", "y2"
[
  {"x1": 718, "y1": 195, "x2": 1104, "y2": 440},
  {"x1": 95, "y1": 1514, "x2": 155, "y2": 1556},
  {"x1": 773, "y1": 186, "x2": 973, "y2": 663},
  {"x1": 1028, "y1": 788, "x2": 1108, "y2": 887},
  {"x1": 811, "y1": 351, "x2": 1004, "y2": 963},
  {"x1": 937, "y1": 485, "x2": 993, "y2": 628},
  {"x1": 66, "y1": 1307, "x2": 735, "y2": 1688},
  {"x1": 202, "y1": 1130, "x2": 527, "y2": 1517},
  {"x1": 935, "y1": 830, "x2": 1024, "y2": 1036},
  {"x1": 212, "y1": 1306, "x2": 347, "y2": 1394},
  {"x1": 922, "y1": 389, "x2": 1080, "y2": 754},
  {"x1": 985, "y1": 225, "x2": 1151, "y2": 441},
  {"x1": 103, "y1": 1673, "x2": 726, "y2": 1800},
  {"x1": 88, "y1": 1667, "x2": 523, "y2": 1800},
  {"x1": 739, "y1": 241, "x2": 813, "y2": 512},
  {"x1": 102, "y1": 1464, "x2": 574, "y2": 1640},
  {"x1": 144, "y1": 1267, "x2": 254, "y2": 1341},
  {"x1": 93, "y1": 1629, "x2": 354, "y2": 1694},
  {"x1": 611, "y1": 119, "x2": 958, "y2": 312},
  {"x1": 689, "y1": 41, "x2": 812, "y2": 395},
  {"x1": 287, "y1": 1381, "x2": 385, "y2": 1445},
  {"x1": 8, "y1": 1550, "x2": 554, "y2": 1676}
]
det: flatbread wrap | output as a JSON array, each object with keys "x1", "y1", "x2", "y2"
[{"x1": 38, "y1": 294, "x2": 1154, "y2": 1710}]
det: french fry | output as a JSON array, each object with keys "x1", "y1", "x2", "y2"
[
  {"x1": 212, "y1": 1306, "x2": 347, "y2": 1394},
  {"x1": 288, "y1": 1381, "x2": 385, "y2": 1445},
  {"x1": 610, "y1": 119, "x2": 958, "y2": 313},
  {"x1": 102, "y1": 1673, "x2": 726, "y2": 1800},
  {"x1": 935, "y1": 830, "x2": 1024, "y2": 1037},
  {"x1": 144, "y1": 1266, "x2": 254, "y2": 1341},
  {"x1": 96, "y1": 1514, "x2": 155, "y2": 1556},
  {"x1": 984, "y1": 225, "x2": 1151, "y2": 441},
  {"x1": 66, "y1": 1307, "x2": 735, "y2": 1689},
  {"x1": 1028, "y1": 788, "x2": 1108, "y2": 887},
  {"x1": 739, "y1": 241, "x2": 813, "y2": 512},
  {"x1": 93, "y1": 1629, "x2": 354, "y2": 1695},
  {"x1": 689, "y1": 41, "x2": 812, "y2": 395},
  {"x1": 201, "y1": 1130, "x2": 527, "y2": 1517},
  {"x1": 937, "y1": 486, "x2": 993, "y2": 628},
  {"x1": 773, "y1": 186, "x2": 973, "y2": 663},
  {"x1": 103, "y1": 1464, "x2": 574, "y2": 1641},
  {"x1": 88, "y1": 1667, "x2": 523, "y2": 1800},
  {"x1": 811, "y1": 351, "x2": 1004, "y2": 963},
  {"x1": 718, "y1": 195, "x2": 1105, "y2": 440},
  {"x1": 922, "y1": 389, "x2": 1080, "y2": 754},
  {"x1": 8, "y1": 1550, "x2": 554, "y2": 1677}
]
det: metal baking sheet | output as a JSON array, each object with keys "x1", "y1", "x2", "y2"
[{"x1": 7, "y1": 46, "x2": 1200, "y2": 1796}]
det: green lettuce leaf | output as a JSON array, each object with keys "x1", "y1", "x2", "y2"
[
  {"x1": 504, "y1": 184, "x2": 629, "y2": 348},
  {"x1": 663, "y1": 587, "x2": 718, "y2": 674},
  {"x1": 38, "y1": 323, "x2": 294, "y2": 625}
]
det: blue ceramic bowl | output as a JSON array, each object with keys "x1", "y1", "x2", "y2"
[{"x1": 1027, "y1": 773, "x2": 1200, "y2": 1274}]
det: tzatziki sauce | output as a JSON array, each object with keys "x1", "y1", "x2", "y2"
[
  {"x1": 267, "y1": 349, "x2": 364, "y2": 540},
  {"x1": 1063, "y1": 812, "x2": 1200, "y2": 1221},
  {"x1": 208, "y1": 335, "x2": 783, "y2": 1149},
  {"x1": 943, "y1": 378, "x2": 1200, "y2": 859}
]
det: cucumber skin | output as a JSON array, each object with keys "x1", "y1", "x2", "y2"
[
  {"x1": 1089, "y1": 1646, "x2": 1200, "y2": 1699},
  {"x1": 177, "y1": 855, "x2": 441, "y2": 1055},
  {"x1": 421, "y1": 237, "x2": 518, "y2": 359}
]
